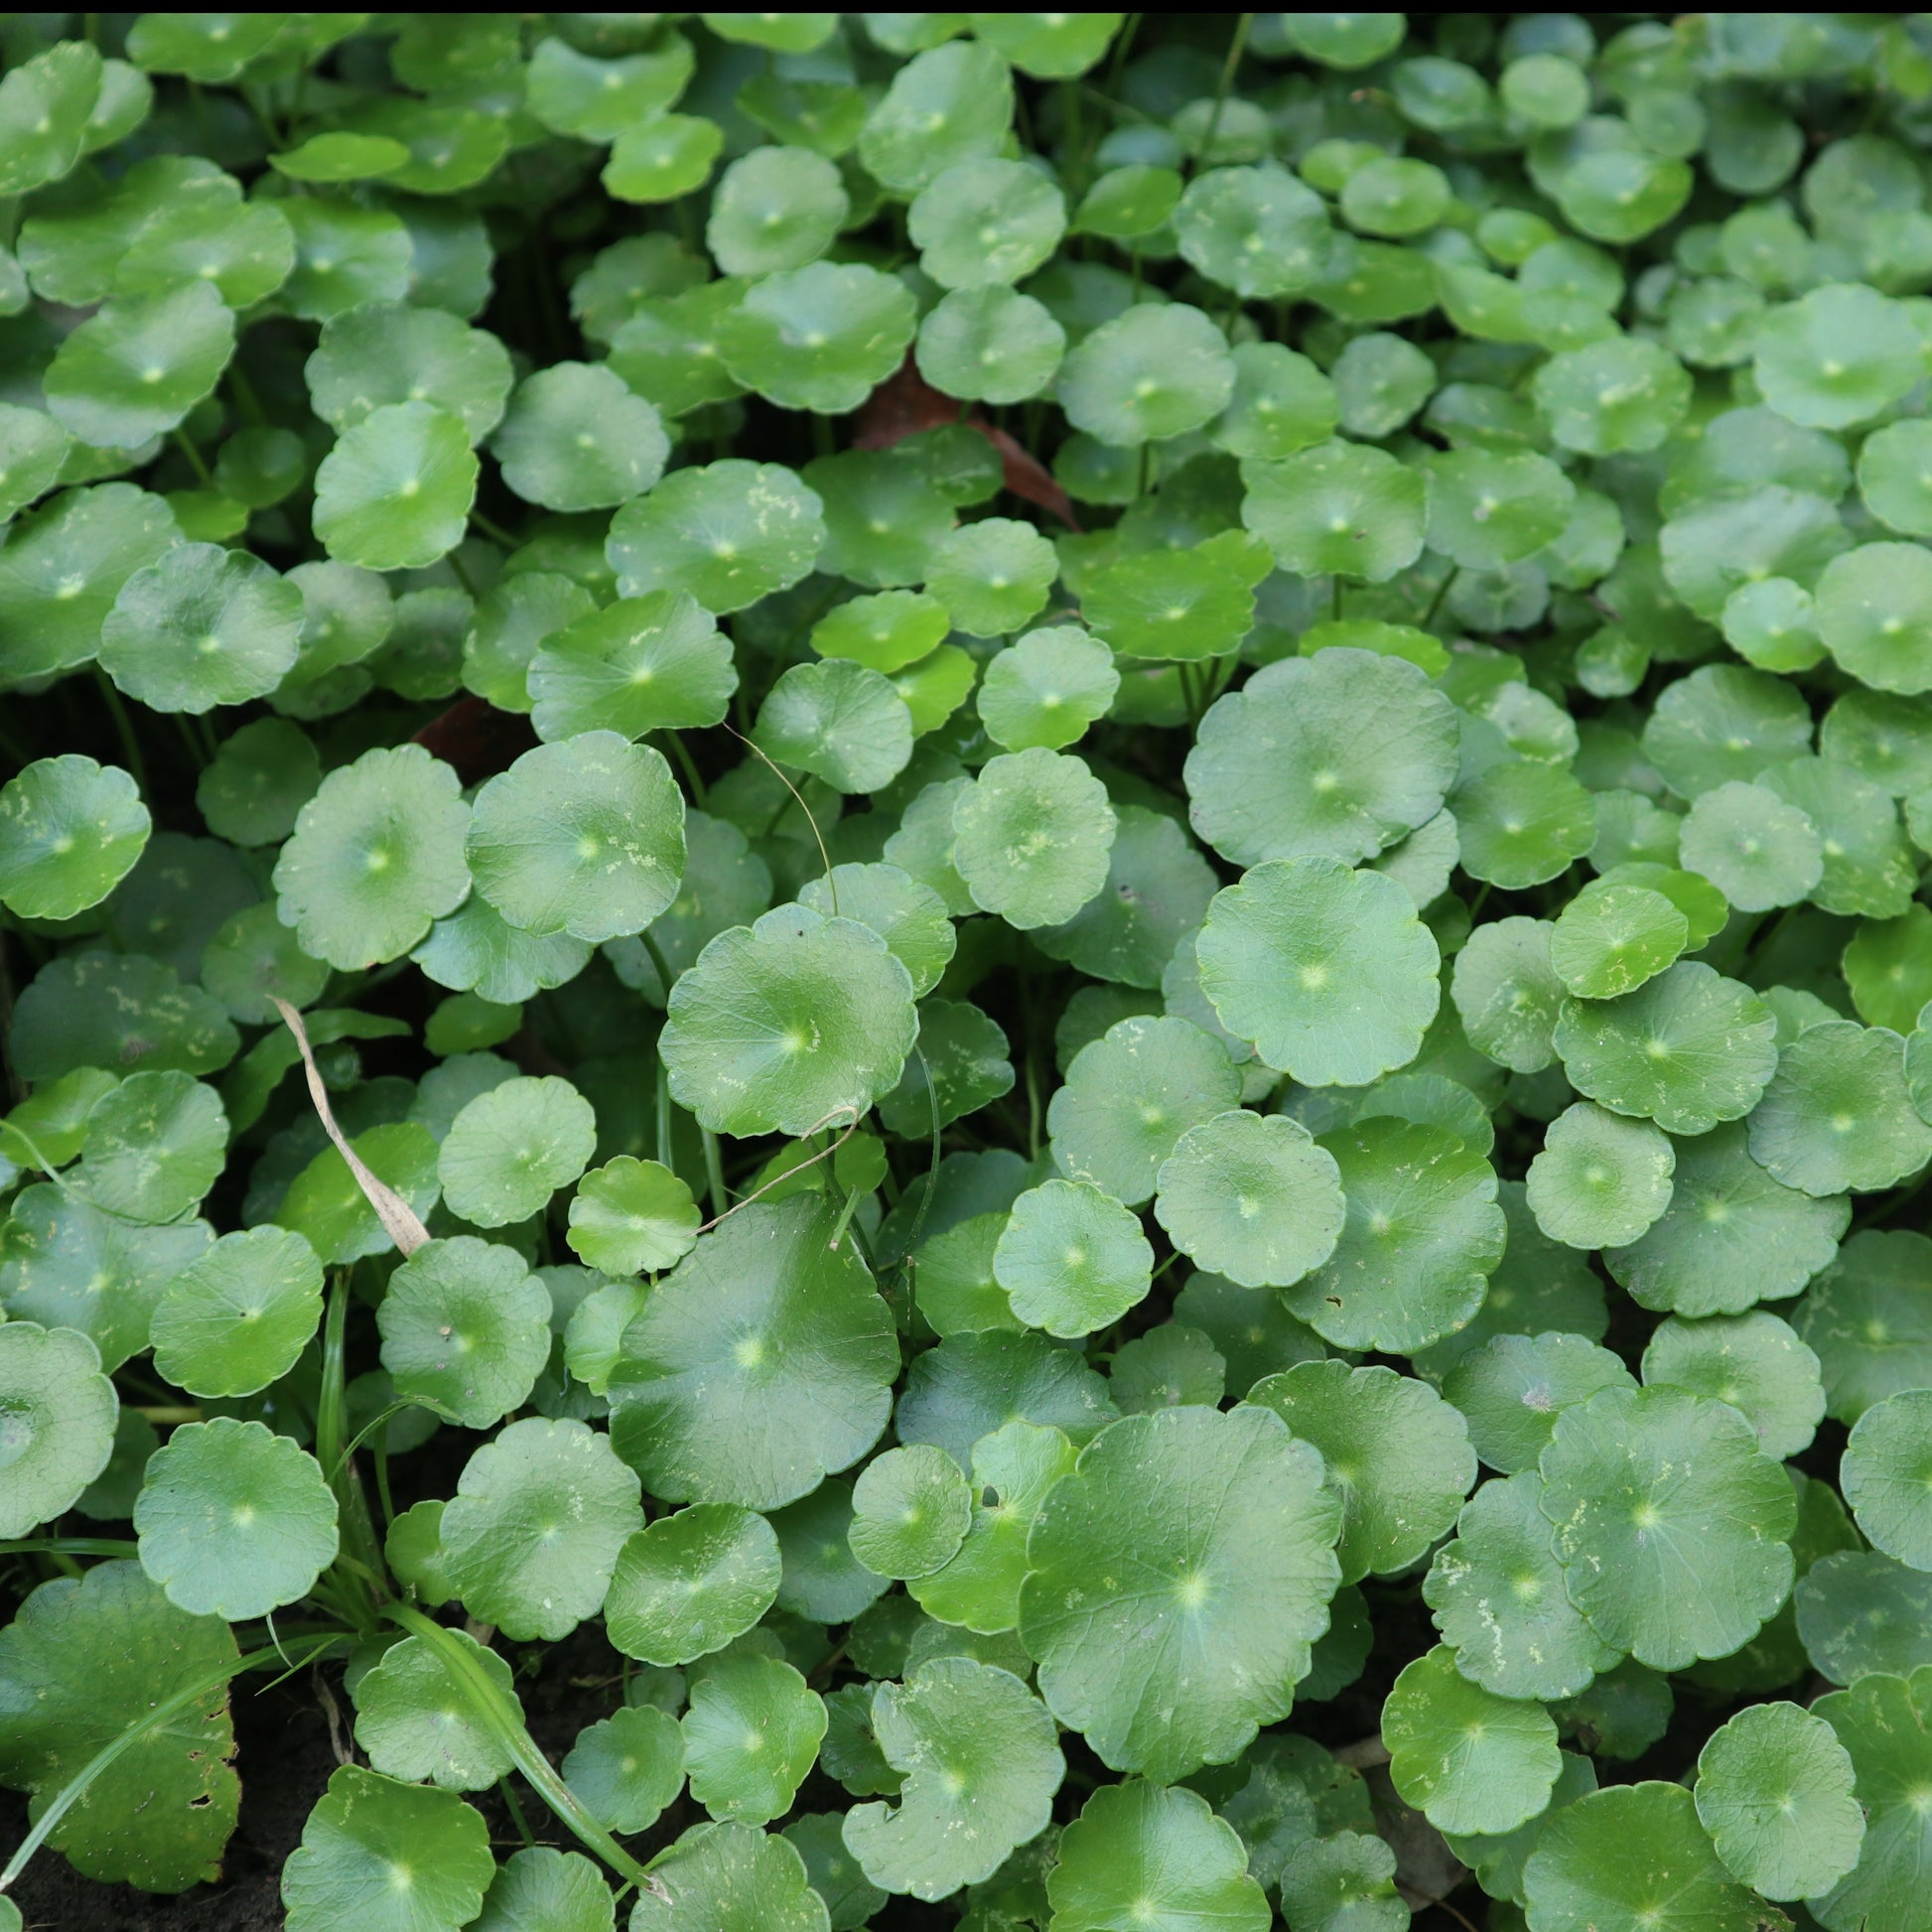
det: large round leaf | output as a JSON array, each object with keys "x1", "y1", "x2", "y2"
[
  {"x1": 1538, "y1": 1384, "x2": 1796, "y2": 1670},
  {"x1": 844, "y1": 1657, "x2": 1063, "y2": 1899},
  {"x1": 659, "y1": 904, "x2": 919, "y2": 1138},
  {"x1": 1196, "y1": 856, "x2": 1441, "y2": 1086},
  {"x1": 440, "y1": 1417, "x2": 642, "y2": 1641},
  {"x1": 1018, "y1": 1404, "x2": 1341, "y2": 1781},
  {"x1": 607, "y1": 1196, "x2": 897, "y2": 1510},
  {"x1": 467, "y1": 732, "x2": 685, "y2": 943},
  {"x1": 0, "y1": 1562, "x2": 239, "y2": 1891},
  {"x1": 1184, "y1": 648, "x2": 1459, "y2": 868},
  {"x1": 272, "y1": 744, "x2": 471, "y2": 970},
  {"x1": 0, "y1": 754, "x2": 148, "y2": 920}
]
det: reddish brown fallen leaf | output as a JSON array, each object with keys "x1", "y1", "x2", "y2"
[
  {"x1": 852, "y1": 354, "x2": 1082, "y2": 531},
  {"x1": 411, "y1": 692, "x2": 537, "y2": 786}
]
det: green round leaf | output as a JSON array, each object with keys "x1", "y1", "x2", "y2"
[
  {"x1": 0, "y1": 1320, "x2": 117, "y2": 1537},
  {"x1": 352, "y1": 1628, "x2": 517, "y2": 1792},
  {"x1": 1538, "y1": 1384, "x2": 1796, "y2": 1669},
  {"x1": 1175, "y1": 164, "x2": 1335, "y2": 299},
  {"x1": 1425, "y1": 1470, "x2": 1620, "y2": 1702},
  {"x1": 1019, "y1": 1405, "x2": 1341, "y2": 1781},
  {"x1": 771, "y1": 1475, "x2": 890, "y2": 1623},
  {"x1": 305, "y1": 302, "x2": 512, "y2": 444},
  {"x1": 1451, "y1": 914, "x2": 1565, "y2": 1073},
  {"x1": 1749, "y1": 1019, "x2": 1932, "y2": 1195},
  {"x1": 473, "y1": 1847, "x2": 618, "y2": 1932},
  {"x1": 74, "y1": 1067, "x2": 223, "y2": 1224},
  {"x1": 993, "y1": 1177, "x2": 1153, "y2": 1338},
  {"x1": 492, "y1": 362, "x2": 668, "y2": 512},
  {"x1": 377, "y1": 1235, "x2": 552, "y2": 1429},
  {"x1": 1197, "y1": 856, "x2": 1442, "y2": 1087},
  {"x1": 1056, "y1": 302, "x2": 1236, "y2": 448},
  {"x1": 798, "y1": 862, "x2": 956, "y2": 1000},
  {"x1": 439, "y1": 1074, "x2": 596, "y2": 1228},
  {"x1": 1111, "y1": 1323, "x2": 1227, "y2": 1416},
  {"x1": 1604, "y1": 1120, "x2": 1848, "y2": 1316},
  {"x1": 608, "y1": 1197, "x2": 897, "y2": 1510},
  {"x1": 607, "y1": 460, "x2": 824, "y2": 614},
  {"x1": 1048, "y1": 1015, "x2": 1241, "y2": 1207},
  {"x1": 1426, "y1": 447, "x2": 1575, "y2": 569},
  {"x1": 849, "y1": 1444, "x2": 972, "y2": 1580},
  {"x1": 951, "y1": 747, "x2": 1117, "y2": 929},
  {"x1": 1046, "y1": 1775, "x2": 1268, "y2": 1932},
  {"x1": 2, "y1": 1180, "x2": 213, "y2": 1369},
  {"x1": 916, "y1": 285, "x2": 1065, "y2": 404},
  {"x1": 1641, "y1": 1310, "x2": 1825, "y2": 1460},
  {"x1": 1810, "y1": 1664, "x2": 1932, "y2": 1932},
  {"x1": 0, "y1": 40, "x2": 102, "y2": 194},
  {"x1": 604, "y1": 114, "x2": 724, "y2": 204},
  {"x1": 912, "y1": 156, "x2": 1065, "y2": 289},
  {"x1": 1793, "y1": 1229, "x2": 1932, "y2": 1424},
  {"x1": 1446, "y1": 1332, "x2": 1638, "y2": 1475},
  {"x1": 0, "y1": 1561, "x2": 239, "y2": 1891},
  {"x1": 1679, "y1": 779, "x2": 1824, "y2": 910},
  {"x1": 281, "y1": 200, "x2": 413, "y2": 323},
  {"x1": 1532, "y1": 335, "x2": 1692, "y2": 455},
  {"x1": 197, "y1": 718, "x2": 322, "y2": 846},
  {"x1": 707, "y1": 145, "x2": 848, "y2": 277},
  {"x1": 1554, "y1": 961, "x2": 1779, "y2": 1136},
  {"x1": 1523, "y1": 1780, "x2": 1778, "y2": 1932},
  {"x1": 606, "y1": 1503, "x2": 782, "y2": 1666},
  {"x1": 1696, "y1": 1699, "x2": 1864, "y2": 1901},
  {"x1": 859, "y1": 41, "x2": 1013, "y2": 194},
  {"x1": 1248, "y1": 1359, "x2": 1476, "y2": 1585},
  {"x1": 682, "y1": 1651, "x2": 825, "y2": 1825},
  {"x1": 283, "y1": 1766, "x2": 493, "y2": 1932},
  {"x1": 531, "y1": 591, "x2": 739, "y2": 738},
  {"x1": 1241, "y1": 438, "x2": 1427, "y2": 581},
  {"x1": 1211, "y1": 340, "x2": 1341, "y2": 459},
  {"x1": 926, "y1": 516, "x2": 1057, "y2": 638},
  {"x1": 0, "y1": 754, "x2": 148, "y2": 919},
  {"x1": 1383, "y1": 1643, "x2": 1561, "y2": 1836},
  {"x1": 630, "y1": 1819, "x2": 829, "y2": 1932},
  {"x1": 1527, "y1": 1100, "x2": 1676, "y2": 1249},
  {"x1": 1455, "y1": 759, "x2": 1597, "y2": 891},
  {"x1": 468, "y1": 732, "x2": 685, "y2": 943},
  {"x1": 1545, "y1": 868, "x2": 1689, "y2": 997},
  {"x1": 756, "y1": 658, "x2": 914, "y2": 793},
  {"x1": 1843, "y1": 1389, "x2": 1932, "y2": 1571},
  {"x1": 661, "y1": 904, "x2": 918, "y2": 1138},
  {"x1": 272, "y1": 131, "x2": 411, "y2": 184},
  {"x1": 0, "y1": 482, "x2": 181, "y2": 683},
  {"x1": 1754, "y1": 283, "x2": 1924, "y2": 430},
  {"x1": 134, "y1": 1416, "x2": 339, "y2": 1620},
  {"x1": 718, "y1": 261, "x2": 917, "y2": 415},
  {"x1": 844, "y1": 1656, "x2": 1063, "y2": 1899},
  {"x1": 1154, "y1": 1108, "x2": 1345, "y2": 1290},
  {"x1": 567, "y1": 1157, "x2": 700, "y2": 1276},
  {"x1": 0, "y1": 399, "x2": 74, "y2": 522},
  {"x1": 1817, "y1": 540, "x2": 1932, "y2": 695},
  {"x1": 44, "y1": 279, "x2": 234, "y2": 449},
  {"x1": 440, "y1": 1417, "x2": 642, "y2": 1640},
  {"x1": 273, "y1": 746, "x2": 471, "y2": 971},
  {"x1": 564, "y1": 1704, "x2": 684, "y2": 1837},
  {"x1": 150, "y1": 1225, "x2": 325, "y2": 1400},
  {"x1": 99, "y1": 541, "x2": 302, "y2": 713},
  {"x1": 313, "y1": 402, "x2": 479, "y2": 571},
  {"x1": 1185, "y1": 647, "x2": 1459, "y2": 867},
  {"x1": 463, "y1": 571, "x2": 594, "y2": 713}
]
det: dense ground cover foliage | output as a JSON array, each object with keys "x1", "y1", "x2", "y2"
[{"x1": 5, "y1": 9, "x2": 1932, "y2": 1930}]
